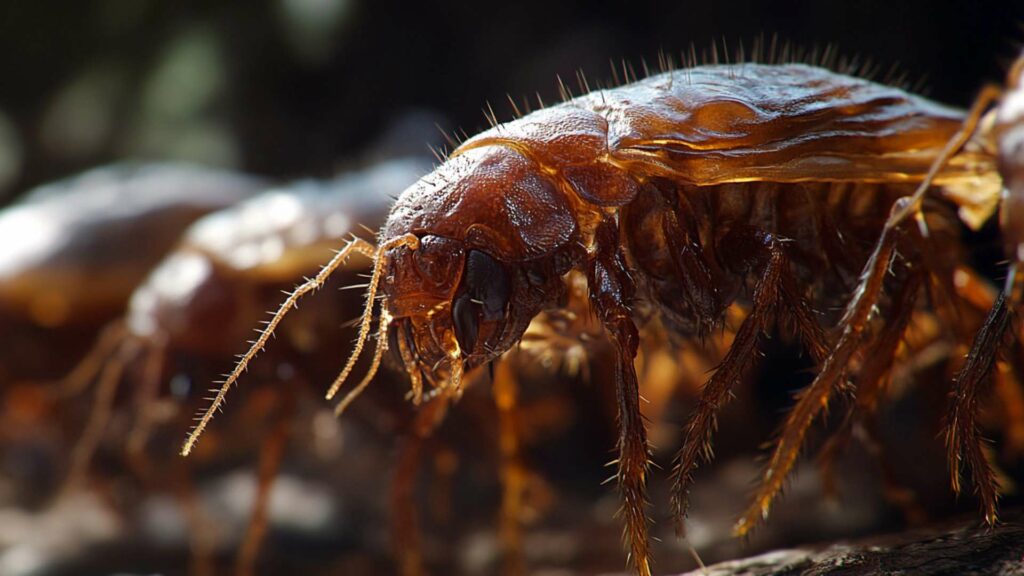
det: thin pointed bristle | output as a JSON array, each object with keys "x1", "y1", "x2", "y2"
[{"x1": 506, "y1": 94, "x2": 523, "y2": 118}]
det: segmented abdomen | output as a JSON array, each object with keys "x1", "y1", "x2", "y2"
[{"x1": 621, "y1": 178, "x2": 959, "y2": 336}]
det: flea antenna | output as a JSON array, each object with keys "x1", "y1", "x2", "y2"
[
  {"x1": 325, "y1": 233, "x2": 419, "y2": 400},
  {"x1": 180, "y1": 237, "x2": 378, "y2": 457},
  {"x1": 334, "y1": 311, "x2": 390, "y2": 417}
]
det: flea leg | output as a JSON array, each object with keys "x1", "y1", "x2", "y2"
[
  {"x1": 176, "y1": 464, "x2": 217, "y2": 576},
  {"x1": 56, "y1": 320, "x2": 127, "y2": 397},
  {"x1": 235, "y1": 391, "x2": 293, "y2": 576},
  {"x1": 817, "y1": 272, "x2": 924, "y2": 517},
  {"x1": 778, "y1": 268, "x2": 831, "y2": 365},
  {"x1": 63, "y1": 338, "x2": 138, "y2": 492},
  {"x1": 735, "y1": 205, "x2": 903, "y2": 536},
  {"x1": 125, "y1": 335, "x2": 168, "y2": 479},
  {"x1": 944, "y1": 266, "x2": 1018, "y2": 526},
  {"x1": 948, "y1": 265, "x2": 1024, "y2": 458},
  {"x1": 392, "y1": 396, "x2": 450, "y2": 576},
  {"x1": 661, "y1": 195, "x2": 723, "y2": 330},
  {"x1": 589, "y1": 221, "x2": 650, "y2": 576},
  {"x1": 671, "y1": 232, "x2": 786, "y2": 537},
  {"x1": 735, "y1": 86, "x2": 1001, "y2": 536},
  {"x1": 493, "y1": 357, "x2": 526, "y2": 576}
]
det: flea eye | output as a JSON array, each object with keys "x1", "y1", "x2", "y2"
[
  {"x1": 452, "y1": 292, "x2": 479, "y2": 353},
  {"x1": 413, "y1": 235, "x2": 465, "y2": 289},
  {"x1": 526, "y1": 268, "x2": 545, "y2": 286},
  {"x1": 465, "y1": 250, "x2": 509, "y2": 321}
]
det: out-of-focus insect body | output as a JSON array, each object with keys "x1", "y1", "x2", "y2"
[
  {"x1": 188, "y1": 56, "x2": 1022, "y2": 575},
  {"x1": 64, "y1": 159, "x2": 427, "y2": 572},
  {"x1": 0, "y1": 164, "x2": 266, "y2": 383}
]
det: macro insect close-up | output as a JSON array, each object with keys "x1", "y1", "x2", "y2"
[{"x1": 2, "y1": 2, "x2": 1024, "y2": 576}]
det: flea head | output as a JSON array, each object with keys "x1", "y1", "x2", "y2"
[{"x1": 379, "y1": 144, "x2": 582, "y2": 389}]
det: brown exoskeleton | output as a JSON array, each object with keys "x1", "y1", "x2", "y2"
[{"x1": 185, "y1": 46, "x2": 1024, "y2": 575}]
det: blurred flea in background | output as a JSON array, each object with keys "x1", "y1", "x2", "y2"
[{"x1": 0, "y1": 159, "x2": 433, "y2": 575}]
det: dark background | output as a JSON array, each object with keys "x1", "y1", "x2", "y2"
[{"x1": 0, "y1": 0, "x2": 1021, "y2": 200}]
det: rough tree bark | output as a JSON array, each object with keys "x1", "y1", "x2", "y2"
[{"x1": 678, "y1": 508, "x2": 1024, "y2": 576}]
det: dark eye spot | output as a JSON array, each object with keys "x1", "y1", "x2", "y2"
[
  {"x1": 553, "y1": 251, "x2": 574, "y2": 275},
  {"x1": 452, "y1": 292, "x2": 479, "y2": 354},
  {"x1": 465, "y1": 250, "x2": 509, "y2": 321},
  {"x1": 526, "y1": 268, "x2": 545, "y2": 286}
]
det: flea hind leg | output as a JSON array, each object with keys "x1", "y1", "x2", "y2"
[
  {"x1": 125, "y1": 335, "x2": 168, "y2": 480},
  {"x1": 944, "y1": 266, "x2": 1019, "y2": 525},
  {"x1": 235, "y1": 389, "x2": 294, "y2": 576},
  {"x1": 943, "y1": 58, "x2": 1024, "y2": 526},
  {"x1": 671, "y1": 231, "x2": 797, "y2": 537},
  {"x1": 493, "y1": 357, "x2": 527, "y2": 576},
  {"x1": 817, "y1": 271, "x2": 926, "y2": 523},
  {"x1": 939, "y1": 265, "x2": 1024, "y2": 459},
  {"x1": 64, "y1": 338, "x2": 139, "y2": 492},
  {"x1": 392, "y1": 396, "x2": 450, "y2": 576},
  {"x1": 735, "y1": 85, "x2": 1003, "y2": 537}
]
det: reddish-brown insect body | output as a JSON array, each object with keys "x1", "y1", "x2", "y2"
[{"x1": 187, "y1": 54, "x2": 1022, "y2": 575}]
